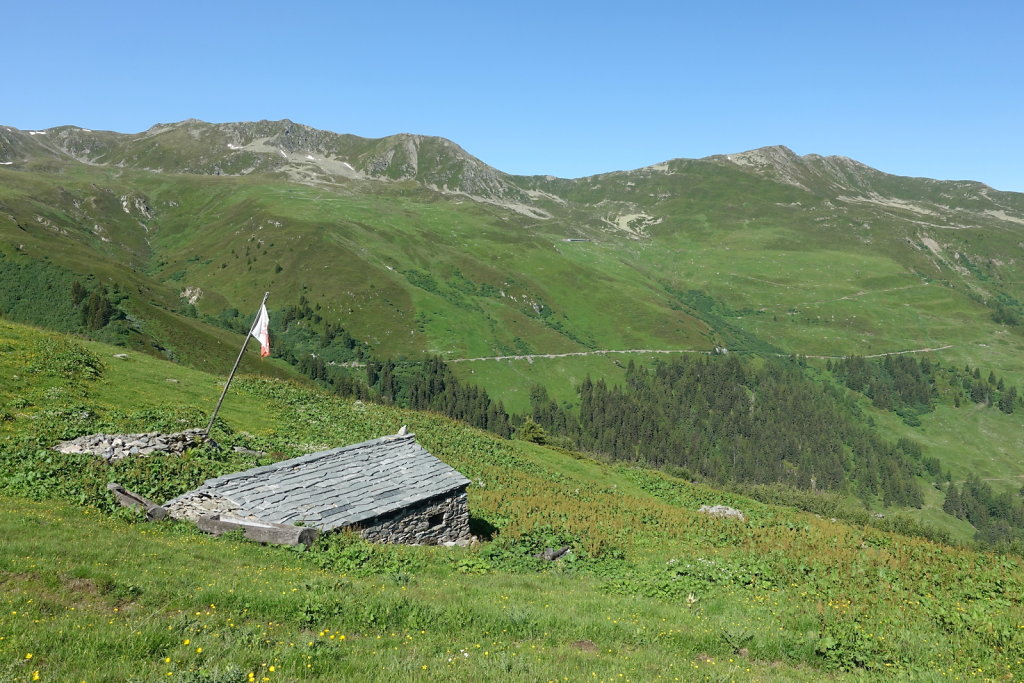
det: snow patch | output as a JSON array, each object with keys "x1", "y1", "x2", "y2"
[
  {"x1": 305, "y1": 154, "x2": 315, "y2": 161},
  {"x1": 227, "y1": 143, "x2": 243, "y2": 150},
  {"x1": 28, "y1": 131, "x2": 47, "y2": 135},
  {"x1": 0, "y1": 161, "x2": 12, "y2": 165},
  {"x1": 342, "y1": 161, "x2": 354, "y2": 171},
  {"x1": 279, "y1": 149, "x2": 288, "y2": 158}
]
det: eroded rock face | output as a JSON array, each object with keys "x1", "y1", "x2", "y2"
[{"x1": 53, "y1": 428, "x2": 206, "y2": 462}]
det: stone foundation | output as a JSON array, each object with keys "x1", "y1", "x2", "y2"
[
  {"x1": 164, "y1": 486, "x2": 471, "y2": 547},
  {"x1": 356, "y1": 489, "x2": 470, "y2": 545}
]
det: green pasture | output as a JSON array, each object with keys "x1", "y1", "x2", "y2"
[{"x1": 3, "y1": 319, "x2": 1024, "y2": 680}]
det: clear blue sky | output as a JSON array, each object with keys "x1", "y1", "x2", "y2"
[{"x1": 5, "y1": 0, "x2": 1023, "y2": 191}]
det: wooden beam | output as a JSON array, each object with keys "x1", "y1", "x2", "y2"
[
  {"x1": 195, "y1": 515, "x2": 319, "y2": 547},
  {"x1": 106, "y1": 482, "x2": 167, "y2": 521}
]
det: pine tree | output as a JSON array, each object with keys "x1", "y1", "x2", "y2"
[
  {"x1": 1000, "y1": 386, "x2": 1018, "y2": 414},
  {"x1": 70, "y1": 280, "x2": 87, "y2": 306},
  {"x1": 943, "y1": 483, "x2": 964, "y2": 518},
  {"x1": 81, "y1": 289, "x2": 113, "y2": 330}
]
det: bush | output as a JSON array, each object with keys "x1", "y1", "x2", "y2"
[{"x1": 27, "y1": 337, "x2": 104, "y2": 380}]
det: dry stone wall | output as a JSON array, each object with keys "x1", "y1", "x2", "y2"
[
  {"x1": 357, "y1": 489, "x2": 470, "y2": 545},
  {"x1": 165, "y1": 486, "x2": 471, "y2": 547}
]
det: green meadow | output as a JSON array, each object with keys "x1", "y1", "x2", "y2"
[{"x1": 1, "y1": 319, "x2": 1023, "y2": 681}]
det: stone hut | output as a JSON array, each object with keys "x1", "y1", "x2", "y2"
[{"x1": 163, "y1": 432, "x2": 471, "y2": 545}]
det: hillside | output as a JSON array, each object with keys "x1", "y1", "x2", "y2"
[
  {"x1": 1, "y1": 319, "x2": 1022, "y2": 681},
  {"x1": 4, "y1": 121, "x2": 1024, "y2": 371},
  {"x1": 2, "y1": 118, "x2": 1024, "y2": 542}
]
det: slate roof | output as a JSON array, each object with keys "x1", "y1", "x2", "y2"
[{"x1": 166, "y1": 433, "x2": 469, "y2": 531}]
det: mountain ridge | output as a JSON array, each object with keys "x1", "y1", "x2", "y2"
[{"x1": 6, "y1": 120, "x2": 1023, "y2": 207}]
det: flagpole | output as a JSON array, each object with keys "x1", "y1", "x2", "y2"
[{"x1": 204, "y1": 291, "x2": 270, "y2": 439}]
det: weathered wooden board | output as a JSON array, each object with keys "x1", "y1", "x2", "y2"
[
  {"x1": 106, "y1": 482, "x2": 167, "y2": 521},
  {"x1": 196, "y1": 514, "x2": 319, "y2": 547}
]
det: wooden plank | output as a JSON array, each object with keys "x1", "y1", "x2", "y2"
[
  {"x1": 195, "y1": 515, "x2": 319, "y2": 547},
  {"x1": 106, "y1": 482, "x2": 167, "y2": 521}
]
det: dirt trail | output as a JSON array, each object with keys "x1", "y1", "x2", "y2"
[
  {"x1": 447, "y1": 349, "x2": 708, "y2": 363},
  {"x1": 337, "y1": 345, "x2": 954, "y2": 367},
  {"x1": 954, "y1": 474, "x2": 1024, "y2": 484}
]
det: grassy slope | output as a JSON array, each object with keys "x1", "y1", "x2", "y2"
[
  {"x1": 4, "y1": 158, "x2": 1024, "y2": 379},
  {"x1": 3, "y1": 149, "x2": 1024, "y2": 533},
  {"x1": 1, "y1": 320, "x2": 1024, "y2": 681}
]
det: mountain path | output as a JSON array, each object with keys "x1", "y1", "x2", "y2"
[{"x1": 337, "y1": 345, "x2": 954, "y2": 367}]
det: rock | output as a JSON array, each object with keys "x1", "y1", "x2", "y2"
[
  {"x1": 698, "y1": 505, "x2": 746, "y2": 522},
  {"x1": 534, "y1": 546, "x2": 571, "y2": 561}
]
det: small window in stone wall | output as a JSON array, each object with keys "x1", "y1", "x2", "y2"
[{"x1": 428, "y1": 513, "x2": 444, "y2": 528}]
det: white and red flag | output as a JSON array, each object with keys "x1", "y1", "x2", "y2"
[{"x1": 250, "y1": 303, "x2": 270, "y2": 358}]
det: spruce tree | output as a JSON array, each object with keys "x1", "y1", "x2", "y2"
[{"x1": 943, "y1": 483, "x2": 963, "y2": 518}]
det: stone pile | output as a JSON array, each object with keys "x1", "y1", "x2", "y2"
[
  {"x1": 163, "y1": 492, "x2": 246, "y2": 522},
  {"x1": 54, "y1": 428, "x2": 206, "y2": 463}
]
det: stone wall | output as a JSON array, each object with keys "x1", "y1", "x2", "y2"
[
  {"x1": 356, "y1": 488, "x2": 470, "y2": 545},
  {"x1": 166, "y1": 485, "x2": 472, "y2": 547},
  {"x1": 53, "y1": 429, "x2": 206, "y2": 462}
]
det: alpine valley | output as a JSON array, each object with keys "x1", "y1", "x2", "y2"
[{"x1": 2, "y1": 119, "x2": 1024, "y2": 679}]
